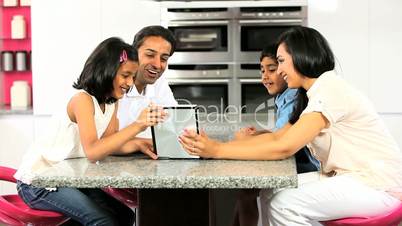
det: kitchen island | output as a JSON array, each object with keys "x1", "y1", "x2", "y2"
[
  {"x1": 31, "y1": 114, "x2": 297, "y2": 226},
  {"x1": 31, "y1": 156, "x2": 296, "y2": 189},
  {"x1": 31, "y1": 156, "x2": 296, "y2": 226}
]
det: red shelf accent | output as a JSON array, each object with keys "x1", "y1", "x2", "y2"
[{"x1": 1, "y1": 1, "x2": 32, "y2": 106}]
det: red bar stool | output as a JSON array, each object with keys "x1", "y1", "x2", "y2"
[
  {"x1": 0, "y1": 166, "x2": 70, "y2": 226},
  {"x1": 321, "y1": 203, "x2": 402, "y2": 226},
  {"x1": 0, "y1": 211, "x2": 23, "y2": 225},
  {"x1": 102, "y1": 187, "x2": 138, "y2": 209},
  {"x1": 103, "y1": 187, "x2": 138, "y2": 226}
]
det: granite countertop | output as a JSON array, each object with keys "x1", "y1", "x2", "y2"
[
  {"x1": 31, "y1": 114, "x2": 296, "y2": 189},
  {"x1": 31, "y1": 156, "x2": 297, "y2": 189}
]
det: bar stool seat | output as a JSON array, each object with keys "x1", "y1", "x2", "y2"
[
  {"x1": 102, "y1": 187, "x2": 138, "y2": 209},
  {"x1": 0, "y1": 166, "x2": 70, "y2": 226},
  {"x1": 321, "y1": 203, "x2": 402, "y2": 226}
]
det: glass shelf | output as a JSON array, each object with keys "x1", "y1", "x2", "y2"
[
  {"x1": 0, "y1": 104, "x2": 33, "y2": 115},
  {"x1": 0, "y1": 37, "x2": 31, "y2": 40},
  {"x1": 1, "y1": 71, "x2": 32, "y2": 73},
  {"x1": 1, "y1": 5, "x2": 30, "y2": 8},
  {"x1": 1, "y1": 5, "x2": 19, "y2": 8}
]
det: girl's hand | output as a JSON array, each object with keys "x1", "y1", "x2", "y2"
[
  {"x1": 178, "y1": 129, "x2": 220, "y2": 158},
  {"x1": 120, "y1": 138, "x2": 157, "y2": 159},
  {"x1": 134, "y1": 138, "x2": 157, "y2": 160},
  {"x1": 135, "y1": 103, "x2": 167, "y2": 130},
  {"x1": 234, "y1": 126, "x2": 257, "y2": 140}
]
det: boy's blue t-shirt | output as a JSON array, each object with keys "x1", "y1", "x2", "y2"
[
  {"x1": 274, "y1": 88, "x2": 320, "y2": 172},
  {"x1": 274, "y1": 88, "x2": 298, "y2": 130}
]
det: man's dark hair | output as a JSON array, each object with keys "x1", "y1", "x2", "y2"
[
  {"x1": 132, "y1": 25, "x2": 176, "y2": 56},
  {"x1": 73, "y1": 37, "x2": 138, "y2": 104}
]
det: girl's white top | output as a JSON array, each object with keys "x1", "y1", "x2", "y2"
[{"x1": 14, "y1": 91, "x2": 115, "y2": 184}]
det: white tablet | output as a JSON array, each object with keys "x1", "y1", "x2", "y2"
[{"x1": 151, "y1": 105, "x2": 200, "y2": 159}]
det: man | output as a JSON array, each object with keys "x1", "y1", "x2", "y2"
[
  {"x1": 232, "y1": 44, "x2": 320, "y2": 226},
  {"x1": 118, "y1": 26, "x2": 178, "y2": 137}
]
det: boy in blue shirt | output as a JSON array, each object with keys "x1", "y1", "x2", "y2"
[{"x1": 232, "y1": 44, "x2": 319, "y2": 226}]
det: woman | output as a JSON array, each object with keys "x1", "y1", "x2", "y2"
[{"x1": 179, "y1": 26, "x2": 402, "y2": 225}]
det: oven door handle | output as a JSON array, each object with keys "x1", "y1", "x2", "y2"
[
  {"x1": 168, "y1": 20, "x2": 229, "y2": 26},
  {"x1": 168, "y1": 79, "x2": 229, "y2": 84},
  {"x1": 240, "y1": 79, "x2": 261, "y2": 84},
  {"x1": 239, "y1": 19, "x2": 303, "y2": 25}
]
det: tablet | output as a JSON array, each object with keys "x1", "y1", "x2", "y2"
[{"x1": 151, "y1": 105, "x2": 200, "y2": 159}]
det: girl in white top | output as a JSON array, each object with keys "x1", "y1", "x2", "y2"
[
  {"x1": 15, "y1": 37, "x2": 166, "y2": 226},
  {"x1": 179, "y1": 27, "x2": 402, "y2": 225}
]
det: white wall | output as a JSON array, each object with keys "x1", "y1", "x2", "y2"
[
  {"x1": 32, "y1": 0, "x2": 161, "y2": 115},
  {"x1": 368, "y1": 0, "x2": 402, "y2": 113},
  {"x1": 381, "y1": 114, "x2": 402, "y2": 149},
  {"x1": 31, "y1": 0, "x2": 102, "y2": 115},
  {"x1": 100, "y1": 0, "x2": 161, "y2": 43},
  {"x1": 308, "y1": 0, "x2": 370, "y2": 96},
  {"x1": 308, "y1": 0, "x2": 402, "y2": 148}
]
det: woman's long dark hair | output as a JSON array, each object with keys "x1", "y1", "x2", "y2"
[
  {"x1": 73, "y1": 37, "x2": 138, "y2": 104},
  {"x1": 277, "y1": 26, "x2": 335, "y2": 124}
]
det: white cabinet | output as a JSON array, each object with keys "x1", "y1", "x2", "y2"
[
  {"x1": 0, "y1": 115, "x2": 33, "y2": 168},
  {"x1": 0, "y1": 115, "x2": 34, "y2": 195},
  {"x1": 368, "y1": 0, "x2": 402, "y2": 113},
  {"x1": 33, "y1": 115, "x2": 52, "y2": 140}
]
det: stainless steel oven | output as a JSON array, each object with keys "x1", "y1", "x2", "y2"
[
  {"x1": 161, "y1": 8, "x2": 235, "y2": 64},
  {"x1": 234, "y1": 6, "x2": 307, "y2": 63},
  {"x1": 238, "y1": 78, "x2": 275, "y2": 114},
  {"x1": 162, "y1": 4, "x2": 307, "y2": 117},
  {"x1": 168, "y1": 79, "x2": 230, "y2": 114},
  {"x1": 236, "y1": 63, "x2": 260, "y2": 78},
  {"x1": 165, "y1": 64, "x2": 235, "y2": 114}
]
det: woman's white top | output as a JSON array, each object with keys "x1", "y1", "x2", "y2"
[
  {"x1": 14, "y1": 91, "x2": 115, "y2": 184},
  {"x1": 302, "y1": 71, "x2": 402, "y2": 191}
]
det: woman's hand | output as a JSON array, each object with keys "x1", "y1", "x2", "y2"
[
  {"x1": 179, "y1": 129, "x2": 220, "y2": 158},
  {"x1": 234, "y1": 126, "x2": 257, "y2": 140},
  {"x1": 135, "y1": 103, "x2": 167, "y2": 131}
]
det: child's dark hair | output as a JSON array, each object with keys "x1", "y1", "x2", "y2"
[
  {"x1": 259, "y1": 44, "x2": 278, "y2": 62},
  {"x1": 132, "y1": 25, "x2": 176, "y2": 56},
  {"x1": 73, "y1": 37, "x2": 138, "y2": 104},
  {"x1": 277, "y1": 26, "x2": 335, "y2": 124}
]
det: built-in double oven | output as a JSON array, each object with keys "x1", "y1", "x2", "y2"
[
  {"x1": 164, "y1": 8, "x2": 234, "y2": 64},
  {"x1": 161, "y1": 5, "x2": 307, "y2": 115},
  {"x1": 164, "y1": 64, "x2": 235, "y2": 114},
  {"x1": 234, "y1": 6, "x2": 307, "y2": 114}
]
